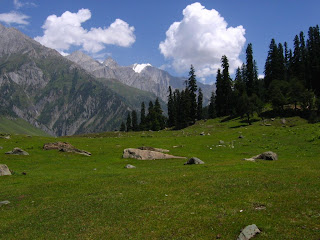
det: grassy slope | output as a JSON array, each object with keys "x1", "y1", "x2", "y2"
[
  {"x1": 0, "y1": 117, "x2": 50, "y2": 136},
  {"x1": 0, "y1": 117, "x2": 319, "y2": 239}
]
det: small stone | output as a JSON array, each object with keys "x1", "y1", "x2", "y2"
[
  {"x1": 216, "y1": 234, "x2": 221, "y2": 239},
  {"x1": 184, "y1": 157, "x2": 205, "y2": 165},
  {"x1": 0, "y1": 146, "x2": 3, "y2": 149},
  {"x1": 237, "y1": 224, "x2": 261, "y2": 240},
  {"x1": 22, "y1": 172, "x2": 27, "y2": 175},
  {"x1": 0, "y1": 164, "x2": 11, "y2": 176},
  {"x1": 281, "y1": 118, "x2": 286, "y2": 124},
  {"x1": 125, "y1": 164, "x2": 136, "y2": 169},
  {"x1": 200, "y1": 132, "x2": 205, "y2": 136},
  {"x1": 238, "y1": 135, "x2": 244, "y2": 139},
  {"x1": 5, "y1": 148, "x2": 29, "y2": 155},
  {"x1": 0, "y1": 200, "x2": 10, "y2": 206},
  {"x1": 219, "y1": 140, "x2": 225, "y2": 144}
]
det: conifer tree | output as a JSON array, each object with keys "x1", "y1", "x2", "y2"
[
  {"x1": 120, "y1": 122, "x2": 126, "y2": 132},
  {"x1": 187, "y1": 65, "x2": 197, "y2": 122},
  {"x1": 131, "y1": 110, "x2": 138, "y2": 131},
  {"x1": 208, "y1": 91, "x2": 216, "y2": 119},
  {"x1": 246, "y1": 43, "x2": 254, "y2": 96},
  {"x1": 126, "y1": 112, "x2": 132, "y2": 132},
  {"x1": 167, "y1": 86, "x2": 175, "y2": 127},
  {"x1": 197, "y1": 88, "x2": 203, "y2": 120},
  {"x1": 140, "y1": 102, "x2": 146, "y2": 130}
]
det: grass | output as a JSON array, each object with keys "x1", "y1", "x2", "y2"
[
  {"x1": 0, "y1": 117, "x2": 50, "y2": 137},
  {"x1": 0, "y1": 116, "x2": 319, "y2": 239}
]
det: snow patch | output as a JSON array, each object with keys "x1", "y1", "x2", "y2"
[{"x1": 133, "y1": 63, "x2": 152, "y2": 73}]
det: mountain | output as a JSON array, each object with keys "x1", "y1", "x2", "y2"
[
  {"x1": 66, "y1": 51, "x2": 215, "y2": 102},
  {"x1": 0, "y1": 24, "x2": 160, "y2": 136}
]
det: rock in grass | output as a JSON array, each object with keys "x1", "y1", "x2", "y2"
[
  {"x1": 0, "y1": 146, "x2": 3, "y2": 149},
  {"x1": 0, "y1": 164, "x2": 11, "y2": 176},
  {"x1": 184, "y1": 157, "x2": 205, "y2": 165},
  {"x1": 0, "y1": 200, "x2": 10, "y2": 206},
  {"x1": 5, "y1": 148, "x2": 29, "y2": 155},
  {"x1": 138, "y1": 146, "x2": 169, "y2": 153},
  {"x1": 43, "y1": 142, "x2": 91, "y2": 156},
  {"x1": 123, "y1": 148, "x2": 186, "y2": 160},
  {"x1": 237, "y1": 224, "x2": 261, "y2": 240},
  {"x1": 219, "y1": 140, "x2": 225, "y2": 144},
  {"x1": 244, "y1": 151, "x2": 278, "y2": 161},
  {"x1": 125, "y1": 164, "x2": 136, "y2": 169}
]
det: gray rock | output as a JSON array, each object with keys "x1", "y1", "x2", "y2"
[
  {"x1": 281, "y1": 118, "x2": 286, "y2": 124},
  {"x1": 0, "y1": 146, "x2": 3, "y2": 149},
  {"x1": 125, "y1": 164, "x2": 136, "y2": 169},
  {"x1": 219, "y1": 140, "x2": 225, "y2": 144},
  {"x1": 0, "y1": 164, "x2": 11, "y2": 176},
  {"x1": 237, "y1": 224, "x2": 261, "y2": 240},
  {"x1": 123, "y1": 148, "x2": 186, "y2": 160},
  {"x1": 0, "y1": 200, "x2": 10, "y2": 206},
  {"x1": 200, "y1": 132, "x2": 205, "y2": 136},
  {"x1": 5, "y1": 147, "x2": 29, "y2": 155},
  {"x1": 244, "y1": 151, "x2": 278, "y2": 161},
  {"x1": 239, "y1": 135, "x2": 244, "y2": 139},
  {"x1": 184, "y1": 157, "x2": 205, "y2": 165},
  {"x1": 138, "y1": 146, "x2": 169, "y2": 153}
]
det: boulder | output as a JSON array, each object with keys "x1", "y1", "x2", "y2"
[
  {"x1": 5, "y1": 148, "x2": 29, "y2": 155},
  {"x1": 244, "y1": 151, "x2": 278, "y2": 161},
  {"x1": 123, "y1": 148, "x2": 186, "y2": 160},
  {"x1": 200, "y1": 132, "x2": 205, "y2": 136},
  {"x1": 138, "y1": 146, "x2": 169, "y2": 153},
  {"x1": 184, "y1": 157, "x2": 205, "y2": 165},
  {"x1": 125, "y1": 164, "x2": 136, "y2": 169},
  {"x1": 237, "y1": 224, "x2": 261, "y2": 240},
  {"x1": 0, "y1": 164, "x2": 11, "y2": 176},
  {"x1": 43, "y1": 142, "x2": 91, "y2": 156},
  {"x1": 219, "y1": 140, "x2": 225, "y2": 144}
]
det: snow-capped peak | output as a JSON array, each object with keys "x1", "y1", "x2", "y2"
[{"x1": 132, "y1": 63, "x2": 152, "y2": 73}]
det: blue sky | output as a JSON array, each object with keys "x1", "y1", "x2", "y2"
[{"x1": 1, "y1": 0, "x2": 319, "y2": 83}]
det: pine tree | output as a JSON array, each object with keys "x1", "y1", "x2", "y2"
[
  {"x1": 131, "y1": 110, "x2": 138, "y2": 131},
  {"x1": 246, "y1": 43, "x2": 254, "y2": 96},
  {"x1": 154, "y1": 98, "x2": 165, "y2": 130},
  {"x1": 208, "y1": 91, "x2": 216, "y2": 119},
  {"x1": 140, "y1": 102, "x2": 146, "y2": 130},
  {"x1": 126, "y1": 112, "x2": 132, "y2": 132},
  {"x1": 197, "y1": 88, "x2": 203, "y2": 120},
  {"x1": 167, "y1": 86, "x2": 175, "y2": 127},
  {"x1": 120, "y1": 122, "x2": 126, "y2": 132},
  {"x1": 187, "y1": 65, "x2": 198, "y2": 123},
  {"x1": 215, "y1": 69, "x2": 223, "y2": 116}
]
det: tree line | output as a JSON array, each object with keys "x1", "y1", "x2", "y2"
[{"x1": 120, "y1": 25, "x2": 320, "y2": 131}]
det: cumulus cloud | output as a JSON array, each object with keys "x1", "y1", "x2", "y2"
[
  {"x1": 0, "y1": 11, "x2": 30, "y2": 25},
  {"x1": 35, "y1": 9, "x2": 136, "y2": 54},
  {"x1": 159, "y1": 2, "x2": 246, "y2": 79}
]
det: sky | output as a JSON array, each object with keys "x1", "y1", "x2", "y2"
[{"x1": 0, "y1": 0, "x2": 319, "y2": 84}]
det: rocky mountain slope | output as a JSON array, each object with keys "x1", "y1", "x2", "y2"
[
  {"x1": 66, "y1": 51, "x2": 215, "y2": 102},
  {"x1": 0, "y1": 24, "x2": 159, "y2": 136}
]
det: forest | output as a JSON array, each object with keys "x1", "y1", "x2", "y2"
[{"x1": 122, "y1": 25, "x2": 320, "y2": 131}]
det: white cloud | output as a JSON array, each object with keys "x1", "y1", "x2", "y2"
[
  {"x1": 0, "y1": 11, "x2": 30, "y2": 25},
  {"x1": 35, "y1": 9, "x2": 136, "y2": 54},
  {"x1": 159, "y1": 2, "x2": 246, "y2": 79},
  {"x1": 13, "y1": 0, "x2": 37, "y2": 9}
]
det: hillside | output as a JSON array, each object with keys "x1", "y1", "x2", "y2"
[
  {"x1": 0, "y1": 117, "x2": 50, "y2": 136},
  {"x1": 0, "y1": 23, "x2": 162, "y2": 136},
  {"x1": 1, "y1": 116, "x2": 319, "y2": 239}
]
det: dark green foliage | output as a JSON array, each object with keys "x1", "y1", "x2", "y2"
[
  {"x1": 131, "y1": 110, "x2": 138, "y2": 131},
  {"x1": 208, "y1": 91, "x2": 216, "y2": 119},
  {"x1": 215, "y1": 56, "x2": 233, "y2": 117},
  {"x1": 187, "y1": 65, "x2": 198, "y2": 122},
  {"x1": 126, "y1": 112, "x2": 132, "y2": 132},
  {"x1": 197, "y1": 88, "x2": 203, "y2": 120},
  {"x1": 140, "y1": 102, "x2": 146, "y2": 130},
  {"x1": 120, "y1": 122, "x2": 126, "y2": 132},
  {"x1": 167, "y1": 86, "x2": 175, "y2": 127}
]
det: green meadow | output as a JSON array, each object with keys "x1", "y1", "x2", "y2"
[{"x1": 0, "y1": 117, "x2": 319, "y2": 239}]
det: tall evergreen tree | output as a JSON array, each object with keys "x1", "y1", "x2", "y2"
[
  {"x1": 140, "y1": 102, "x2": 146, "y2": 130},
  {"x1": 246, "y1": 43, "x2": 254, "y2": 96},
  {"x1": 208, "y1": 91, "x2": 216, "y2": 119},
  {"x1": 131, "y1": 110, "x2": 138, "y2": 131},
  {"x1": 126, "y1": 112, "x2": 132, "y2": 132},
  {"x1": 197, "y1": 88, "x2": 203, "y2": 120},
  {"x1": 167, "y1": 86, "x2": 175, "y2": 127},
  {"x1": 187, "y1": 65, "x2": 198, "y2": 122},
  {"x1": 120, "y1": 122, "x2": 126, "y2": 132}
]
